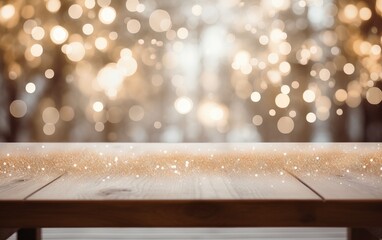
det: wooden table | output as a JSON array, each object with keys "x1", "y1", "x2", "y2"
[{"x1": 0, "y1": 143, "x2": 381, "y2": 240}]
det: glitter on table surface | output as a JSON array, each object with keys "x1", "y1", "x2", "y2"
[{"x1": 1, "y1": 143, "x2": 381, "y2": 200}]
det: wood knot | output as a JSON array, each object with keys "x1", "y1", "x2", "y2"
[
  {"x1": 12, "y1": 178, "x2": 29, "y2": 183},
  {"x1": 98, "y1": 188, "x2": 132, "y2": 197}
]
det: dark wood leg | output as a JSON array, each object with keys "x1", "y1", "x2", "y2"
[
  {"x1": 348, "y1": 228, "x2": 381, "y2": 240},
  {"x1": 17, "y1": 228, "x2": 41, "y2": 240},
  {"x1": 0, "y1": 228, "x2": 17, "y2": 240}
]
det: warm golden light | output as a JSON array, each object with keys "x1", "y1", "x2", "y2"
[
  {"x1": 252, "y1": 115, "x2": 263, "y2": 126},
  {"x1": 25, "y1": 82, "x2": 36, "y2": 94},
  {"x1": 126, "y1": 19, "x2": 141, "y2": 34},
  {"x1": 197, "y1": 101, "x2": 228, "y2": 128},
  {"x1": 277, "y1": 116, "x2": 294, "y2": 134},
  {"x1": 95, "y1": 37, "x2": 108, "y2": 51},
  {"x1": 344, "y1": 4, "x2": 358, "y2": 20},
  {"x1": 275, "y1": 93, "x2": 290, "y2": 108},
  {"x1": 60, "y1": 106, "x2": 75, "y2": 122},
  {"x1": 335, "y1": 89, "x2": 348, "y2": 102},
  {"x1": 174, "y1": 97, "x2": 193, "y2": 114},
  {"x1": 46, "y1": 0, "x2": 61, "y2": 13},
  {"x1": 0, "y1": 4, "x2": 15, "y2": 20},
  {"x1": 30, "y1": 44, "x2": 43, "y2": 57},
  {"x1": 366, "y1": 87, "x2": 382, "y2": 105},
  {"x1": 50, "y1": 25, "x2": 68, "y2": 44},
  {"x1": 45, "y1": 69, "x2": 55, "y2": 79},
  {"x1": 177, "y1": 28, "x2": 189, "y2": 40},
  {"x1": 319, "y1": 68, "x2": 330, "y2": 81},
  {"x1": 31, "y1": 26, "x2": 45, "y2": 41},
  {"x1": 10, "y1": 100, "x2": 27, "y2": 118},
  {"x1": 126, "y1": 0, "x2": 139, "y2": 12},
  {"x1": 43, "y1": 123, "x2": 55, "y2": 135},
  {"x1": 96, "y1": 63, "x2": 124, "y2": 97},
  {"x1": 65, "y1": 42, "x2": 86, "y2": 62},
  {"x1": 93, "y1": 101, "x2": 104, "y2": 112},
  {"x1": 129, "y1": 105, "x2": 145, "y2": 121},
  {"x1": 192, "y1": 5, "x2": 203, "y2": 16},
  {"x1": 99, "y1": 7, "x2": 116, "y2": 25},
  {"x1": 149, "y1": 9, "x2": 172, "y2": 32},
  {"x1": 0, "y1": 0, "x2": 381, "y2": 142},
  {"x1": 359, "y1": 7, "x2": 372, "y2": 21},
  {"x1": 376, "y1": 0, "x2": 382, "y2": 16},
  {"x1": 343, "y1": 63, "x2": 355, "y2": 75},
  {"x1": 250, "y1": 92, "x2": 261, "y2": 102},
  {"x1": 68, "y1": 4, "x2": 83, "y2": 19},
  {"x1": 42, "y1": 107, "x2": 59, "y2": 124},
  {"x1": 306, "y1": 112, "x2": 316, "y2": 123},
  {"x1": 303, "y1": 90, "x2": 316, "y2": 103},
  {"x1": 82, "y1": 24, "x2": 94, "y2": 35}
]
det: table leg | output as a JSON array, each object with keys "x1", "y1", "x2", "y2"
[
  {"x1": 0, "y1": 228, "x2": 17, "y2": 240},
  {"x1": 17, "y1": 228, "x2": 41, "y2": 240},
  {"x1": 348, "y1": 228, "x2": 381, "y2": 240}
]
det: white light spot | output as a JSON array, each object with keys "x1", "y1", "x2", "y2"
[
  {"x1": 174, "y1": 97, "x2": 193, "y2": 114},
  {"x1": 50, "y1": 25, "x2": 68, "y2": 44},
  {"x1": 93, "y1": 101, "x2": 104, "y2": 112},
  {"x1": 25, "y1": 83, "x2": 36, "y2": 93},
  {"x1": 99, "y1": 6, "x2": 116, "y2": 24}
]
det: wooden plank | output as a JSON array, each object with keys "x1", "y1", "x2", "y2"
[
  {"x1": 288, "y1": 169, "x2": 382, "y2": 199},
  {"x1": 0, "y1": 143, "x2": 66, "y2": 200},
  {"x1": 0, "y1": 200, "x2": 381, "y2": 228},
  {"x1": 0, "y1": 172, "x2": 64, "y2": 200},
  {"x1": 0, "y1": 142, "x2": 381, "y2": 229},
  {"x1": 28, "y1": 171, "x2": 319, "y2": 200},
  {"x1": 285, "y1": 143, "x2": 382, "y2": 200}
]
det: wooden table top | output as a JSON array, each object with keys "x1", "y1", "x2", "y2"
[{"x1": 0, "y1": 143, "x2": 381, "y2": 228}]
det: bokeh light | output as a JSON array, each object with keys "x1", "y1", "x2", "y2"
[
  {"x1": 50, "y1": 25, "x2": 68, "y2": 44},
  {"x1": 0, "y1": 0, "x2": 381, "y2": 142},
  {"x1": 277, "y1": 117, "x2": 294, "y2": 134},
  {"x1": 0, "y1": 4, "x2": 15, "y2": 20},
  {"x1": 174, "y1": 97, "x2": 193, "y2": 115},
  {"x1": 149, "y1": 9, "x2": 172, "y2": 32},
  {"x1": 25, "y1": 83, "x2": 36, "y2": 93},
  {"x1": 9, "y1": 100, "x2": 27, "y2": 118},
  {"x1": 98, "y1": 7, "x2": 116, "y2": 25}
]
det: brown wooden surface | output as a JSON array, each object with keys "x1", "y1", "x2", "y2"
[
  {"x1": 0, "y1": 200, "x2": 381, "y2": 228},
  {"x1": 289, "y1": 169, "x2": 382, "y2": 199},
  {"x1": 348, "y1": 228, "x2": 381, "y2": 240},
  {"x1": 0, "y1": 172, "x2": 64, "y2": 200},
  {"x1": 0, "y1": 143, "x2": 381, "y2": 229},
  {"x1": 29, "y1": 172, "x2": 319, "y2": 200},
  {"x1": 0, "y1": 228, "x2": 17, "y2": 240}
]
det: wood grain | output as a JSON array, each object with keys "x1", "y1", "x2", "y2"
[
  {"x1": 288, "y1": 171, "x2": 382, "y2": 199},
  {"x1": 0, "y1": 143, "x2": 381, "y2": 230},
  {"x1": 0, "y1": 172, "x2": 64, "y2": 200},
  {"x1": 0, "y1": 200, "x2": 381, "y2": 228},
  {"x1": 28, "y1": 171, "x2": 319, "y2": 200}
]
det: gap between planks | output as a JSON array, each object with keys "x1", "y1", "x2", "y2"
[
  {"x1": 23, "y1": 172, "x2": 66, "y2": 200},
  {"x1": 283, "y1": 168, "x2": 325, "y2": 201}
]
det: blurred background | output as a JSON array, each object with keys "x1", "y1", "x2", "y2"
[{"x1": 0, "y1": 0, "x2": 381, "y2": 142}]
